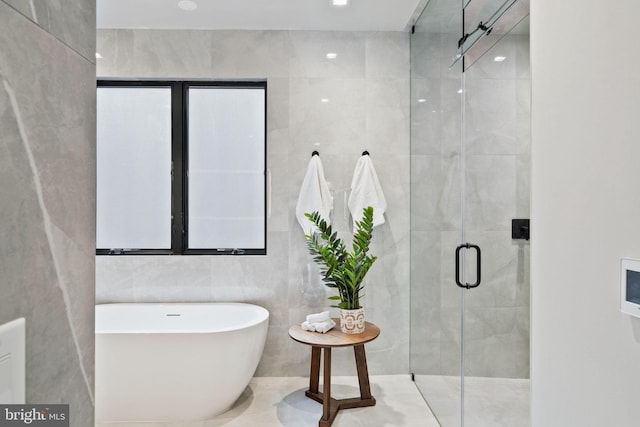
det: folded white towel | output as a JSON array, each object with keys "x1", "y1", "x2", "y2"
[
  {"x1": 348, "y1": 154, "x2": 387, "y2": 228},
  {"x1": 296, "y1": 155, "x2": 333, "y2": 235},
  {"x1": 301, "y1": 320, "x2": 316, "y2": 332},
  {"x1": 302, "y1": 319, "x2": 336, "y2": 334},
  {"x1": 314, "y1": 319, "x2": 336, "y2": 333},
  {"x1": 306, "y1": 311, "x2": 331, "y2": 324}
]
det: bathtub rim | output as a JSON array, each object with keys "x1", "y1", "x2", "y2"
[{"x1": 95, "y1": 302, "x2": 269, "y2": 335}]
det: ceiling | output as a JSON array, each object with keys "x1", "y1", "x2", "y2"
[{"x1": 96, "y1": 0, "x2": 424, "y2": 32}]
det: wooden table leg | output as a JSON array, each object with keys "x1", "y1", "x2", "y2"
[
  {"x1": 321, "y1": 347, "x2": 332, "y2": 425},
  {"x1": 309, "y1": 346, "x2": 321, "y2": 394},
  {"x1": 354, "y1": 344, "x2": 373, "y2": 400}
]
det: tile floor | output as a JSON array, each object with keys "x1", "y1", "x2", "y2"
[
  {"x1": 414, "y1": 375, "x2": 530, "y2": 427},
  {"x1": 96, "y1": 375, "x2": 440, "y2": 427}
]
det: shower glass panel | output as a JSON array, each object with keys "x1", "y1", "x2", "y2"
[
  {"x1": 410, "y1": 0, "x2": 530, "y2": 425},
  {"x1": 461, "y1": 14, "x2": 530, "y2": 427},
  {"x1": 410, "y1": 0, "x2": 464, "y2": 423}
]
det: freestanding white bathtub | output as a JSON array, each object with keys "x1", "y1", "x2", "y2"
[{"x1": 95, "y1": 302, "x2": 269, "y2": 422}]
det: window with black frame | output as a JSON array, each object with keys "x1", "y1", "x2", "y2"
[{"x1": 96, "y1": 80, "x2": 267, "y2": 255}]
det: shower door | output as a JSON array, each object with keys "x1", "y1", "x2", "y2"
[{"x1": 410, "y1": 1, "x2": 530, "y2": 426}]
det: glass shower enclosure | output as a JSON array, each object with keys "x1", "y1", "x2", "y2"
[{"x1": 409, "y1": 0, "x2": 530, "y2": 426}]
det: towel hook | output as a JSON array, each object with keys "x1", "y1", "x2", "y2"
[
  {"x1": 362, "y1": 150, "x2": 370, "y2": 156},
  {"x1": 311, "y1": 150, "x2": 319, "y2": 157}
]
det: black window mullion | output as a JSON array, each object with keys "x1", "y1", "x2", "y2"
[
  {"x1": 171, "y1": 82, "x2": 185, "y2": 255},
  {"x1": 263, "y1": 83, "x2": 268, "y2": 255},
  {"x1": 183, "y1": 83, "x2": 192, "y2": 253}
]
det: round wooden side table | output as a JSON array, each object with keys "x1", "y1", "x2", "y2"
[{"x1": 288, "y1": 319, "x2": 380, "y2": 427}]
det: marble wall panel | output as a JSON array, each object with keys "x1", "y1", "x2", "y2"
[
  {"x1": 464, "y1": 79, "x2": 518, "y2": 155},
  {"x1": 438, "y1": 155, "x2": 463, "y2": 231},
  {"x1": 96, "y1": 29, "x2": 133, "y2": 77},
  {"x1": 372, "y1": 153, "x2": 411, "y2": 235},
  {"x1": 515, "y1": 35, "x2": 530, "y2": 80},
  {"x1": 34, "y1": 0, "x2": 95, "y2": 61},
  {"x1": 439, "y1": 321, "x2": 462, "y2": 376},
  {"x1": 410, "y1": 155, "x2": 443, "y2": 231},
  {"x1": 514, "y1": 306, "x2": 530, "y2": 377},
  {"x1": 410, "y1": 32, "x2": 441, "y2": 79},
  {"x1": 289, "y1": 32, "x2": 365, "y2": 78},
  {"x1": 210, "y1": 30, "x2": 290, "y2": 78},
  {"x1": 287, "y1": 226, "x2": 329, "y2": 310},
  {"x1": 439, "y1": 78, "x2": 463, "y2": 158},
  {"x1": 440, "y1": 34, "x2": 464, "y2": 80},
  {"x1": 516, "y1": 78, "x2": 532, "y2": 155},
  {"x1": 465, "y1": 155, "x2": 516, "y2": 231},
  {"x1": 22, "y1": 51, "x2": 96, "y2": 256},
  {"x1": 2, "y1": 0, "x2": 31, "y2": 20},
  {"x1": 0, "y1": 78, "x2": 43, "y2": 319},
  {"x1": 96, "y1": 29, "x2": 411, "y2": 377},
  {"x1": 410, "y1": 229, "x2": 443, "y2": 375},
  {"x1": 133, "y1": 30, "x2": 213, "y2": 78},
  {"x1": 464, "y1": 231, "x2": 523, "y2": 307},
  {"x1": 95, "y1": 257, "x2": 136, "y2": 302},
  {"x1": 0, "y1": 1, "x2": 95, "y2": 424},
  {"x1": 2, "y1": 0, "x2": 95, "y2": 62},
  {"x1": 439, "y1": 231, "x2": 462, "y2": 310},
  {"x1": 411, "y1": 338, "x2": 442, "y2": 374},
  {"x1": 411, "y1": 78, "x2": 442, "y2": 156},
  {"x1": 516, "y1": 154, "x2": 531, "y2": 220},
  {"x1": 366, "y1": 32, "x2": 410, "y2": 79},
  {"x1": 464, "y1": 36, "x2": 517, "y2": 81},
  {"x1": 289, "y1": 77, "x2": 366, "y2": 151},
  {"x1": 410, "y1": 231, "x2": 442, "y2": 307},
  {"x1": 366, "y1": 78, "x2": 410, "y2": 156},
  {"x1": 266, "y1": 77, "x2": 290, "y2": 155}
]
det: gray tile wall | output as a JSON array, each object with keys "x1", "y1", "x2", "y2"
[
  {"x1": 95, "y1": 29, "x2": 410, "y2": 376},
  {"x1": 410, "y1": 28, "x2": 530, "y2": 378},
  {"x1": 0, "y1": 1, "x2": 95, "y2": 425}
]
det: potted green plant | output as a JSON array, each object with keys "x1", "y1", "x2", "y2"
[{"x1": 304, "y1": 206, "x2": 377, "y2": 334}]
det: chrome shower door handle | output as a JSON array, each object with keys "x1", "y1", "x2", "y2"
[{"x1": 455, "y1": 243, "x2": 481, "y2": 289}]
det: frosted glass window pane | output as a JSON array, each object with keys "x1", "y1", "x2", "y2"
[
  {"x1": 96, "y1": 87, "x2": 172, "y2": 249},
  {"x1": 188, "y1": 87, "x2": 265, "y2": 249}
]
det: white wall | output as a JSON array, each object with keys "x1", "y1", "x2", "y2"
[{"x1": 531, "y1": 1, "x2": 640, "y2": 426}]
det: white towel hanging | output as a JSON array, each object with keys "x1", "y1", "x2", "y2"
[
  {"x1": 348, "y1": 153, "x2": 387, "y2": 228},
  {"x1": 296, "y1": 153, "x2": 333, "y2": 235}
]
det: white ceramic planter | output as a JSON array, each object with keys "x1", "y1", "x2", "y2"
[{"x1": 339, "y1": 307, "x2": 365, "y2": 334}]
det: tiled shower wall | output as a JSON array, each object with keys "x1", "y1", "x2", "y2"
[
  {"x1": 410, "y1": 27, "x2": 531, "y2": 378},
  {"x1": 0, "y1": 1, "x2": 95, "y2": 425},
  {"x1": 95, "y1": 29, "x2": 410, "y2": 376}
]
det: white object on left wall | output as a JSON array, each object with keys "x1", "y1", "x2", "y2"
[{"x1": 0, "y1": 318, "x2": 26, "y2": 404}]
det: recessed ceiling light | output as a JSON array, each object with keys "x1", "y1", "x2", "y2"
[
  {"x1": 95, "y1": 52, "x2": 103, "y2": 59},
  {"x1": 178, "y1": 0, "x2": 198, "y2": 11},
  {"x1": 333, "y1": 0, "x2": 348, "y2": 6},
  {"x1": 321, "y1": 98, "x2": 330, "y2": 103},
  {"x1": 457, "y1": 89, "x2": 463, "y2": 94},
  {"x1": 494, "y1": 56, "x2": 506, "y2": 62},
  {"x1": 417, "y1": 98, "x2": 426, "y2": 103},
  {"x1": 326, "y1": 53, "x2": 337, "y2": 59}
]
